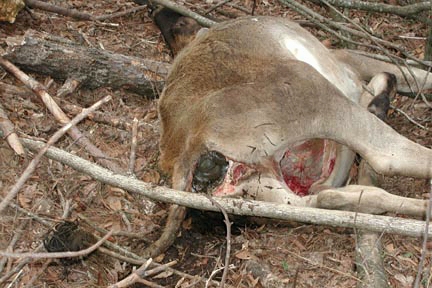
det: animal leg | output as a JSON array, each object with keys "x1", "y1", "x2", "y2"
[
  {"x1": 316, "y1": 185, "x2": 427, "y2": 217},
  {"x1": 332, "y1": 49, "x2": 432, "y2": 94}
]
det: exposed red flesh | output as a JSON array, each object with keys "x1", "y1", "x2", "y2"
[{"x1": 280, "y1": 139, "x2": 336, "y2": 196}]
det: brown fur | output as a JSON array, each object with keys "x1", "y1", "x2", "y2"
[{"x1": 159, "y1": 17, "x2": 432, "y2": 195}]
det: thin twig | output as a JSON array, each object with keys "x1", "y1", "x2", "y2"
[
  {"x1": 0, "y1": 94, "x2": 112, "y2": 214},
  {"x1": 205, "y1": 0, "x2": 232, "y2": 14},
  {"x1": 279, "y1": 0, "x2": 432, "y2": 68},
  {"x1": 1, "y1": 197, "x2": 52, "y2": 226},
  {"x1": 23, "y1": 259, "x2": 52, "y2": 288},
  {"x1": 205, "y1": 195, "x2": 231, "y2": 288},
  {"x1": 78, "y1": 213, "x2": 152, "y2": 242},
  {"x1": 0, "y1": 57, "x2": 122, "y2": 173},
  {"x1": 321, "y1": 0, "x2": 429, "y2": 97},
  {"x1": 0, "y1": 220, "x2": 29, "y2": 273},
  {"x1": 0, "y1": 230, "x2": 113, "y2": 259},
  {"x1": 413, "y1": 181, "x2": 432, "y2": 288},
  {"x1": 284, "y1": 249, "x2": 362, "y2": 282},
  {"x1": 25, "y1": 0, "x2": 148, "y2": 22},
  {"x1": 0, "y1": 103, "x2": 25, "y2": 155},
  {"x1": 94, "y1": 5, "x2": 148, "y2": 21},
  {"x1": 0, "y1": 245, "x2": 44, "y2": 285},
  {"x1": 391, "y1": 105, "x2": 427, "y2": 130},
  {"x1": 25, "y1": 0, "x2": 93, "y2": 20},
  {"x1": 144, "y1": 260, "x2": 177, "y2": 277},
  {"x1": 128, "y1": 118, "x2": 139, "y2": 175},
  {"x1": 108, "y1": 258, "x2": 153, "y2": 288},
  {"x1": 148, "y1": 0, "x2": 216, "y2": 27}
]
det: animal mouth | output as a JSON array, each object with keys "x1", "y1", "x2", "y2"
[{"x1": 196, "y1": 139, "x2": 338, "y2": 198}]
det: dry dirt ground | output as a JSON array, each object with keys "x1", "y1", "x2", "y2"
[{"x1": 0, "y1": 0, "x2": 432, "y2": 287}]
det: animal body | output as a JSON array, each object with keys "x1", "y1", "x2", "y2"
[{"x1": 158, "y1": 16, "x2": 432, "y2": 215}]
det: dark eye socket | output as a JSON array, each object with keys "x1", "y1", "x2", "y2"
[{"x1": 192, "y1": 151, "x2": 228, "y2": 193}]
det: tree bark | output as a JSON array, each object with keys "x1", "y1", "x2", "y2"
[{"x1": 2, "y1": 30, "x2": 169, "y2": 98}]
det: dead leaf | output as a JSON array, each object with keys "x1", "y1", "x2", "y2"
[
  {"x1": 105, "y1": 195, "x2": 123, "y2": 211},
  {"x1": 235, "y1": 250, "x2": 258, "y2": 260},
  {"x1": 385, "y1": 243, "x2": 395, "y2": 253},
  {"x1": 18, "y1": 184, "x2": 38, "y2": 209},
  {"x1": 142, "y1": 169, "x2": 160, "y2": 184}
]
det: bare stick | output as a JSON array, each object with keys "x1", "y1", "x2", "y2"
[
  {"x1": 0, "y1": 230, "x2": 113, "y2": 259},
  {"x1": 23, "y1": 259, "x2": 52, "y2": 288},
  {"x1": 108, "y1": 258, "x2": 153, "y2": 288},
  {"x1": 0, "y1": 102, "x2": 25, "y2": 155},
  {"x1": 0, "y1": 197, "x2": 52, "y2": 227},
  {"x1": 305, "y1": 0, "x2": 431, "y2": 19},
  {"x1": 128, "y1": 118, "x2": 139, "y2": 175},
  {"x1": 98, "y1": 247, "x2": 223, "y2": 286},
  {"x1": 413, "y1": 182, "x2": 432, "y2": 288},
  {"x1": 0, "y1": 220, "x2": 29, "y2": 273},
  {"x1": 391, "y1": 105, "x2": 427, "y2": 130},
  {"x1": 60, "y1": 101, "x2": 150, "y2": 132},
  {"x1": 278, "y1": 0, "x2": 432, "y2": 67},
  {"x1": 56, "y1": 78, "x2": 81, "y2": 98},
  {"x1": 205, "y1": 195, "x2": 231, "y2": 288},
  {"x1": 149, "y1": 0, "x2": 217, "y2": 27},
  {"x1": 20, "y1": 138, "x2": 432, "y2": 238},
  {"x1": 94, "y1": 5, "x2": 148, "y2": 21},
  {"x1": 285, "y1": 249, "x2": 362, "y2": 282},
  {"x1": 355, "y1": 162, "x2": 389, "y2": 288},
  {"x1": 205, "y1": 0, "x2": 233, "y2": 14},
  {"x1": 109, "y1": 259, "x2": 178, "y2": 288},
  {"x1": 78, "y1": 213, "x2": 152, "y2": 241},
  {"x1": 0, "y1": 57, "x2": 122, "y2": 173},
  {"x1": 0, "y1": 244, "x2": 44, "y2": 285},
  {"x1": 25, "y1": 0, "x2": 94, "y2": 20},
  {"x1": 0, "y1": 94, "x2": 112, "y2": 214}
]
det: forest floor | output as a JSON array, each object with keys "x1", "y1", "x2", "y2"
[{"x1": 0, "y1": 0, "x2": 431, "y2": 287}]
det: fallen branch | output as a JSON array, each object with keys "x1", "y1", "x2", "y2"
[
  {"x1": 109, "y1": 259, "x2": 177, "y2": 288},
  {"x1": 0, "y1": 102, "x2": 25, "y2": 156},
  {"x1": 306, "y1": 0, "x2": 431, "y2": 18},
  {"x1": 205, "y1": 196, "x2": 231, "y2": 288},
  {"x1": 25, "y1": 0, "x2": 148, "y2": 22},
  {"x1": 128, "y1": 118, "x2": 139, "y2": 175},
  {"x1": 0, "y1": 56, "x2": 122, "y2": 173},
  {"x1": 3, "y1": 30, "x2": 168, "y2": 98},
  {"x1": 0, "y1": 230, "x2": 113, "y2": 259},
  {"x1": 0, "y1": 94, "x2": 112, "y2": 213},
  {"x1": 0, "y1": 220, "x2": 29, "y2": 274},
  {"x1": 25, "y1": 0, "x2": 93, "y2": 20},
  {"x1": 147, "y1": 0, "x2": 217, "y2": 27},
  {"x1": 20, "y1": 138, "x2": 432, "y2": 238},
  {"x1": 278, "y1": 0, "x2": 432, "y2": 67}
]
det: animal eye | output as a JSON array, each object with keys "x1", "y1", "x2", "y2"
[{"x1": 192, "y1": 151, "x2": 228, "y2": 193}]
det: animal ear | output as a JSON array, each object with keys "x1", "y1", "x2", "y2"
[{"x1": 151, "y1": 7, "x2": 202, "y2": 56}]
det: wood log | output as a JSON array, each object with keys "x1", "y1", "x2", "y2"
[{"x1": 2, "y1": 30, "x2": 170, "y2": 98}]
